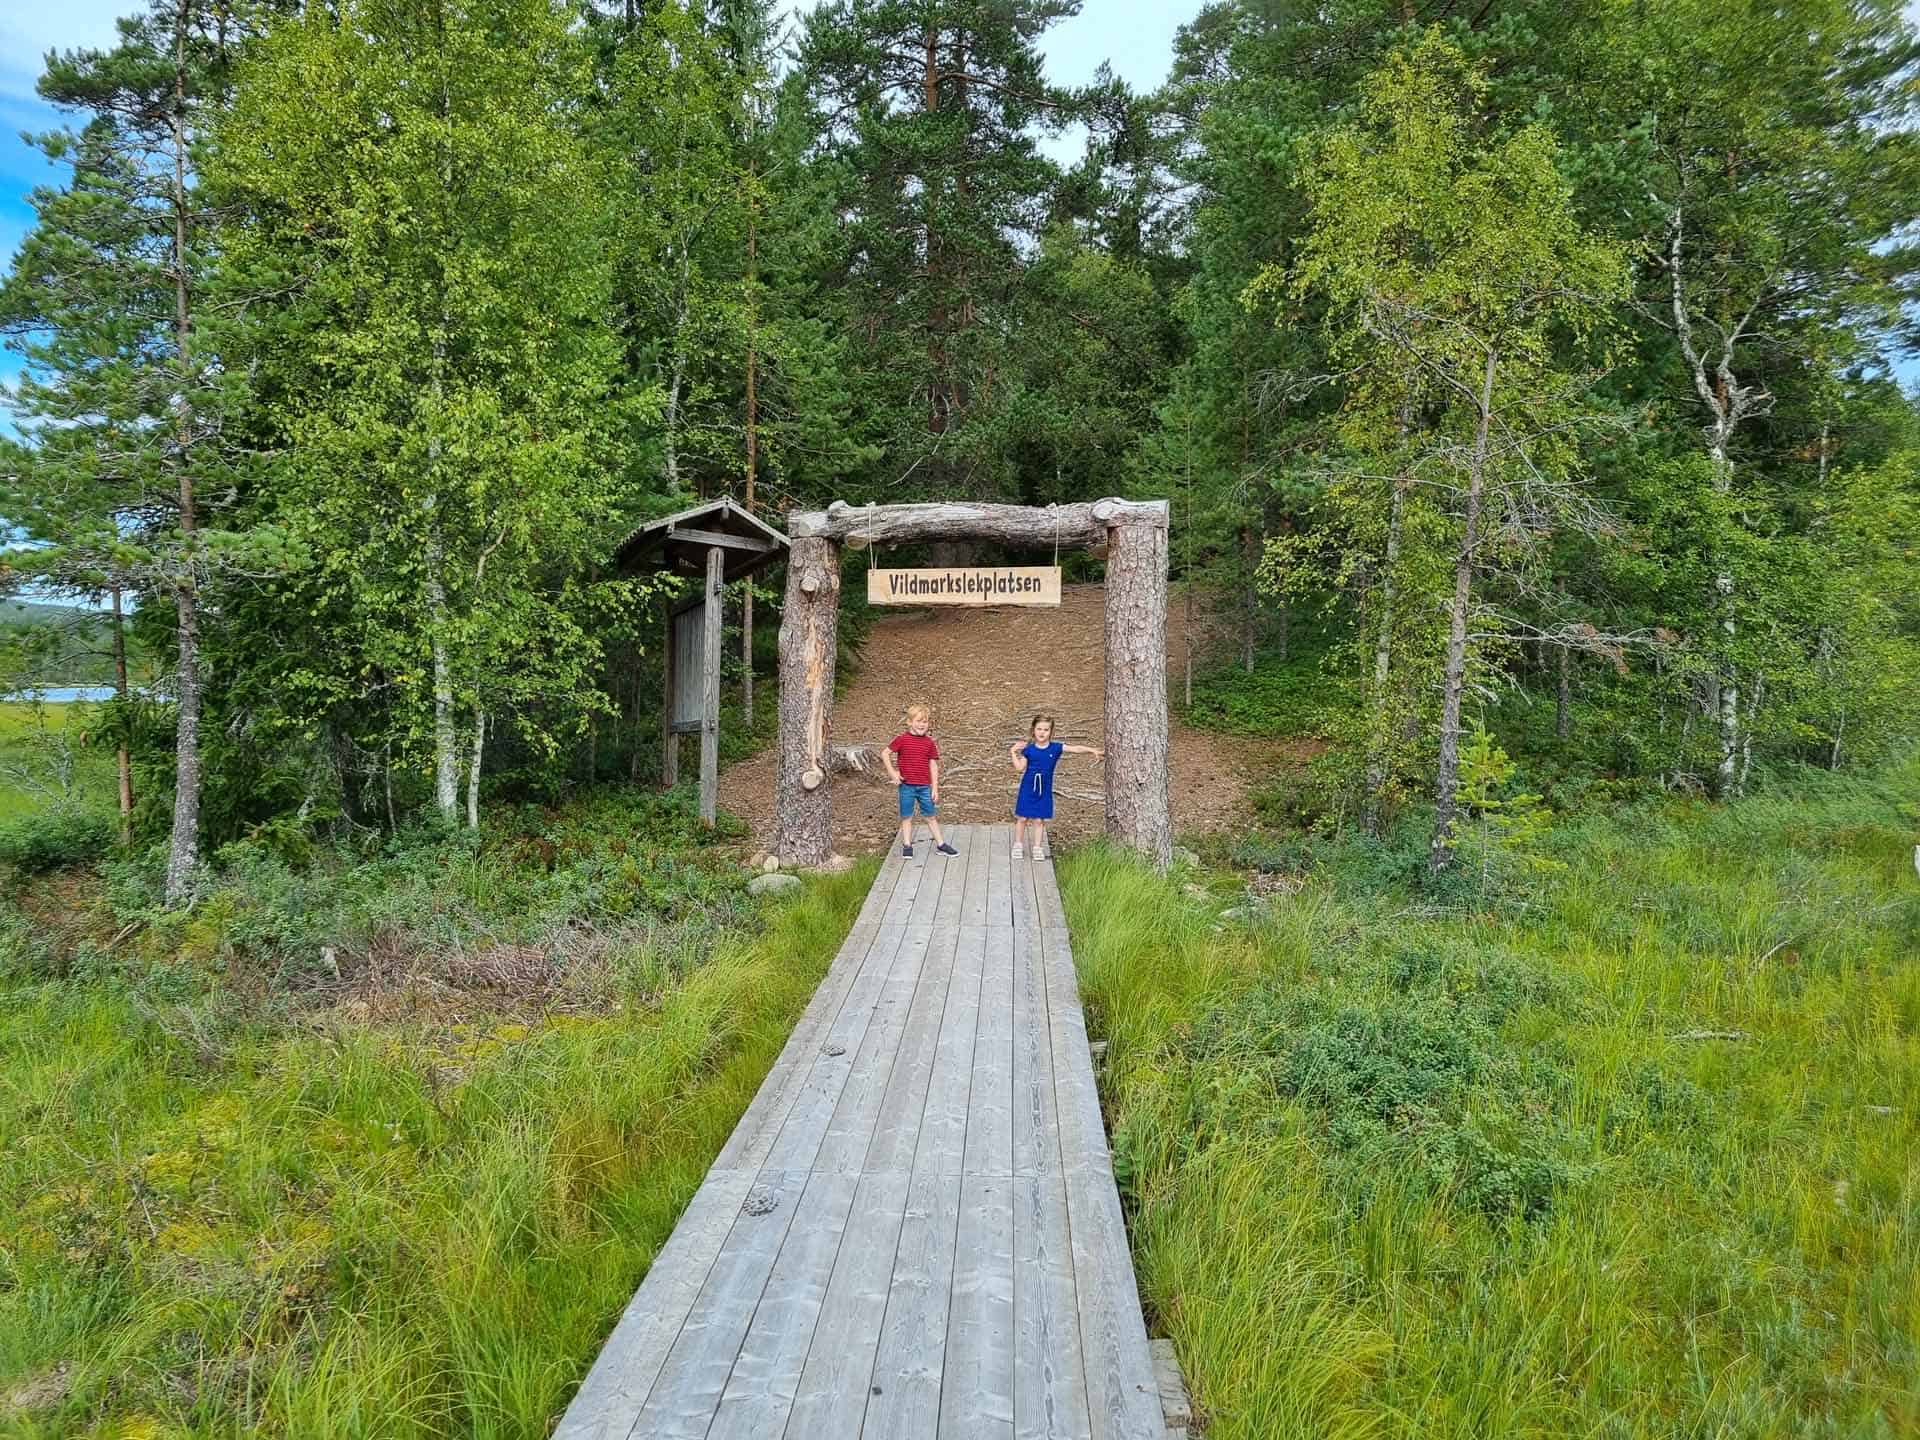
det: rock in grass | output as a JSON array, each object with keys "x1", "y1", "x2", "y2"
[
  {"x1": 807, "y1": 853, "x2": 855, "y2": 875},
  {"x1": 748, "y1": 872, "x2": 802, "y2": 897},
  {"x1": 761, "y1": 854, "x2": 782, "y2": 874}
]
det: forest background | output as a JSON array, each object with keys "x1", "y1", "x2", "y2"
[{"x1": 1, "y1": 2, "x2": 1918, "y2": 1437}]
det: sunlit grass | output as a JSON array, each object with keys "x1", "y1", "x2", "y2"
[
  {"x1": 1061, "y1": 759, "x2": 1920, "y2": 1440},
  {"x1": 0, "y1": 860, "x2": 875, "y2": 1437}
]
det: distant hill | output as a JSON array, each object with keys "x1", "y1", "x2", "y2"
[{"x1": 0, "y1": 598, "x2": 143, "y2": 687}]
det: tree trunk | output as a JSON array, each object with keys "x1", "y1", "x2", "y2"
[
  {"x1": 111, "y1": 585, "x2": 133, "y2": 845},
  {"x1": 1556, "y1": 644, "x2": 1572, "y2": 740},
  {"x1": 1183, "y1": 580, "x2": 1193, "y2": 711},
  {"x1": 466, "y1": 710, "x2": 485, "y2": 829},
  {"x1": 663, "y1": 249, "x2": 690, "y2": 491},
  {"x1": 1363, "y1": 479, "x2": 1406, "y2": 837},
  {"x1": 425, "y1": 520, "x2": 459, "y2": 816},
  {"x1": 163, "y1": 2, "x2": 200, "y2": 904},
  {"x1": 775, "y1": 535, "x2": 841, "y2": 865},
  {"x1": 1240, "y1": 524, "x2": 1257, "y2": 673},
  {"x1": 743, "y1": 179, "x2": 757, "y2": 728},
  {"x1": 1104, "y1": 517, "x2": 1172, "y2": 870},
  {"x1": 699, "y1": 545, "x2": 724, "y2": 826},
  {"x1": 1430, "y1": 351, "x2": 1498, "y2": 873}
]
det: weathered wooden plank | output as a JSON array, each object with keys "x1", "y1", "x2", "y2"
[
  {"x1": 816, "y1": 925, "x2": 936, "y2": 1174},
  {"x1": 713, "y1": 856, "x2": 908, "y2": 1174},
  {"x1": 1014, "y1": 1170, "x2": 1092, "y2": 1440},
  {"x1": 699, "y1": 543, "x2": 725, "y2": 825},
  {"x1": 959, "y1": 821, "x2": 990, "y2": 927},
  {"x1": 1012, "y1": 854, "x2": 1093, "y2": 1438},
  {"x1": 761, "y1": 921, "x2": 917, "y2": 1175},
  {"x1": 628, "y1": 1168, "x2": 810, "y2": 1439},
  {"x1": 1010, "y1": 854, "x2": 1054, "y2": 1181},
  {"x1": 551, "y1": 1167, "x2": 756, "y2": 1440},
  {"x1": 861, "y1": 1167, "x2": 963, "y2": 1438},
  {"x1": 1032, "y1": 864, "x2": 1163, "y2": 1440},
  {"x1": 933, "y1": 823, "x2": 971, "y2": 928},
  {"x1": 915, "y1": 913, "x2": 985, "y2": 1177},
  {"x1": 985, "y1": 824, "x2": 1013, "y2": 928},
  {"x1": 907, "y1": 823, "x2": 959, "y2": 923},
  {"x1": 965, "y1": 844, "x2": 1016, "y2": 1178},
  {"x1": 1061, "y1": 1166, "x2": 1164, "y2": 1440},
  {"x1": 704, "y1": 1170, "x2": 860, "y2": 1440},
  {"x1": 863, "y1": 921, "x2": 962, "y2": 1178},
  {"x1": 938, "y1": 1171, "x2": 1015, "y2": 1439},
  {"x1": 785, "y1": 1169, "x2": 912, "y2": 1436},
  {"x1": 882, "y1": 842, "x2": 933, "y2": 926}
]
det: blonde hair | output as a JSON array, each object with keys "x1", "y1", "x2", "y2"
[
  {"x1": 905, "y1": 702, "x2": 932, "y2": 722},
  {"x1": 1029, "y1": 713, "x2": 1056, "y2": 738}
]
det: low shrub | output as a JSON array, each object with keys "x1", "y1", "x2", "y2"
[{"x1": 0, "y1": 805, "x2": 114, "y2": 874}]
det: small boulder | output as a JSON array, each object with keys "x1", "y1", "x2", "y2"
[
  {"x1": 748, "y1": 850, "x2": 769, "y2": 870},
  {"x1": 1174, "y1": 847, "x2": 1201, "y2": 869},
  {"x1": 748, "y1": 872, "x2": 802, "y2": 897},
  {"x1": 807, "y1": 853, "x2": 855, "y2": 875},
  {"x1": 761, "y1": 855, "x2": 782, "y2": 874}
]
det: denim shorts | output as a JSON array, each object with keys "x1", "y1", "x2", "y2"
[{"x1": 897, "y1": 783, "x2": 937, "y2": 817}]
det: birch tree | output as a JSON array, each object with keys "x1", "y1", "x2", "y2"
[
  {"x1": 217, "y1": 0, "x2": 620, "y2": 826},
  {"x1": 1269, "y1": 32, "x2": 1628, "y2": 871}
]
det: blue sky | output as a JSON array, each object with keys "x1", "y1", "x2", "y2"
[{"x1": 0, "y1": 0, "x2": 1207, "y2": 415}]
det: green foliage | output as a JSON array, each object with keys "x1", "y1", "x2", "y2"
[
  {"x1": 0, "y1": 806, "x2": 114, "y2": 874},
  {"x1": 0, "y1": 831, "x2": 877, "y2": 1436},
  {"x1": 1062, "y1": 755, "x2": 1920, "y2": 1438}
]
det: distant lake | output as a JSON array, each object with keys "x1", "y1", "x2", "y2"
[{"x1": 2, "y1": 686, "x2": 120, "y2": 704}]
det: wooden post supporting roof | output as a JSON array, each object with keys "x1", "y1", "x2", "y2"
[
  {"x1": 612, "y1": 498, "x2": 790, "y2": 821},
  {"x1": 699, "y1": 545, "x2": 725, "y2": 826},
  {"x1": 774, "y1": 497, "x2": 1172, "y2": 869}
]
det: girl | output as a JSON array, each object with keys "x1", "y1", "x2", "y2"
[{"x1": 1009, "y1": 714, "x2": 1102, "y2": 860}]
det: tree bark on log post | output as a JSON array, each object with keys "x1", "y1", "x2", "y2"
[
  {"x1": 699, "y1": 545, "x2": 724, "y2": 826},
  {"x1": 1104, "y1": 516, "x2": 1173, "y2": 870},
  {"x1": 790, "y1": 497, "x2": 1167, "y2": 548},
  {"x1": 775, "y1": 535, "x2": 841, "y2": 865}
]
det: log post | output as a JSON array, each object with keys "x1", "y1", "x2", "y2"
[
  {"x1": 1104, "y1": 515, "x2": 1173, "y2": 869},
  {"x1": 775, "y1": 535, "x2": 841, "y2": 865},
  {"x1": 699, "y1": 545, "x2": 724, "y2": 826},
  {"x1": 660, "y1": 600, "x2": 678, "y2": 789}
]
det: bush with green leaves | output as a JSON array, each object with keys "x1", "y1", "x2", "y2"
[{"x1": 0, "y1": 806, "x2": 114, "y2": 874}]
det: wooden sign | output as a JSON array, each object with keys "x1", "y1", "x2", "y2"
[{"x1": 867, "y1": 565, "x2": 1062, "y2": 607}]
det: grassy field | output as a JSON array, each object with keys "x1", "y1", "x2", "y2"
[
  {"x1": 0, "y1": 799, "x2": 876, "y2": 1438},
  {"x1": 0, "y1": 701, "x2": 114, "y2": 822},
  {"x1": 1061, "y1": 758, "x2": 1920, "y2": 1439}
]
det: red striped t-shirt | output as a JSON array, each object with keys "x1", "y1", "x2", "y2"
[{"x1": 889, "y1": 732, "x2": 939, "y2": 785}]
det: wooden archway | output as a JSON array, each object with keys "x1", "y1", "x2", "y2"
[{"x1": 773, "y1": 497, "x2": 1172, "y2": 869}]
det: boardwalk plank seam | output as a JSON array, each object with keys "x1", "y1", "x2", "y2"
[{"x1": 555, "y1": 823, "x2": 1164, "y2": 1440}]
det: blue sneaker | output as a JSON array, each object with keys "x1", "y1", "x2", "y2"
[
  {"x1": 902, "y1": 844, "x2": 914, "y2": 858},
  {"x1": 936, "y1": 842, "x2": 958, "y2": 856}
]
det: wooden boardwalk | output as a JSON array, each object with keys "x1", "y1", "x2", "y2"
[{"x1": 555, "y1": 823, "x2": 1170, "y2": 1440}]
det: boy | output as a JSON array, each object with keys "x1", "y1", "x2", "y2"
[{"x1": 884, "y1": 703, "x2": 960, "y2": 858}]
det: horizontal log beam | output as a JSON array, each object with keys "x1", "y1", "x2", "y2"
[
  {"x1": 665, "y1": 526, "x2": 780, "y2": 552},
  {"x1": 788, "y1": 497, "x2": 1168, "y2": 549}
]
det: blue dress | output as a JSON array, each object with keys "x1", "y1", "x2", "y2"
[{"x1": 1015, "y1": 741, "x2": 1064, "y2": 819}]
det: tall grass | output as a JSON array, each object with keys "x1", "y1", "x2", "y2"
[
  {"x1": 1061, "y1": 760, "x2": 1920, "y2": 1440},
  {"x1": 0, "y1": 861, "x2": 874, "y2": 1438}
]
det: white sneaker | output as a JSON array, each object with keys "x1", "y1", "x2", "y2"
[
  {"x1": 1011, "y1": 843, "x2": 1023, "y2": 859},
  {"x1": 1033, "y1": 844, "x2": 1049, "y2": 862}
]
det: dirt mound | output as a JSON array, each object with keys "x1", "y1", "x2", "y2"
[{"x1": 719, "y1": 584, "x2": 1314, "y2": 856}]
